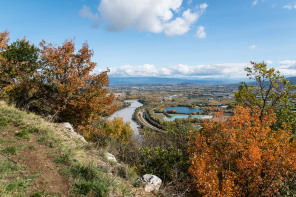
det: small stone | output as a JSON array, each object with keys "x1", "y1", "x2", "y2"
[{"x1": 138, "y1": 174, "x2": 162, "y2": 193}]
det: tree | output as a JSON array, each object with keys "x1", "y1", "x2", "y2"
[
  {"x1": 0, "y1": 38, "x2": 40, "y2": 108},
  {"x1": 235, "y1": 61, "x2": 296, "y2": 131},
  {"x1": 188, "y1": 106, "x2": 296, "y2": 196},
  {"x1": 38, "y1": 39, "x2": 115, "y2": 133},
  {"x1": 0, "y1": 31, "x2": 10, "y2": 89},
  {"x1": 105, "y1": 117, "x2": 134, "y2": 144},
  {"x1": 0, "y1": 31, "x2": 9, "y2": 58}
]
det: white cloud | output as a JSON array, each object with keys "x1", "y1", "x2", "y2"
[
  {"x1": 199, "y1": 3, "x2": 208, "y2": 10},
  {"x1": 278, "y1": 60, "x2": 296, "y2": 69},
  {"x1": 106, "y1": 60, "x2": 296, "y2": 79},
  {"x1": 80, "y1": 0, "x2": 208, "y2": 36},
  {"x1": 283, "y1": 3, "x2": 296, "y2": 10},
  {"x1": 108, "y1": 63, "x2": 249, "y2": 78},
  {"x1": 249, "y1": 44, "x2": 257, "y2": 50},
  {"x1": 109, "y1": 64, "x2": 159, "y2": 77},
  {"x1": 196, "y1": 26, "x2": 206, "y2": 39},
  {"x1": 265, "y1": 60, "x2": 273, "y2": 65},
  {"x1": 163, "y1": 9, "x2": 198, "y2": 36},
  {"x1": 79, "y1": 5, "x2": 101, "y2": 28},
  {"x1": 253, "y1": 0, "x2": 258, "y2": 6},
  {"x1": 277, "y1": 60, "x2": 296, "y2": 76}
]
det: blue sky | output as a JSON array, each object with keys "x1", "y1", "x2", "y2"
[{"x1": 1, "y1": 0, "x2": 296, "y2": 79}]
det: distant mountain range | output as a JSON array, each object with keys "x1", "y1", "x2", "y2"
[
  {"x1": 109, "y1": 77, "x2": 244, "y2": 86},
  {"x1": 109, "y1": 76, "x2": 296, "y2": 86},
  {"x1": 288, "y1": 77, "x2": 296, "y2": 85}
]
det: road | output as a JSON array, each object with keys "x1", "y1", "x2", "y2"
[{"x1": 137, "y1": 109, "x2": 166, "y2": 133}]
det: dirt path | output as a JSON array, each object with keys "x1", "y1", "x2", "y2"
[{"x1": 1, "y1": 124, "x2": 71, "y2": 196}]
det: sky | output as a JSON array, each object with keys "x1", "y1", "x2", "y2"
[{"x1": 1, "y1": 0, "x2": 296, "y2": 79}]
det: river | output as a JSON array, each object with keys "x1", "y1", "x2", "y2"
[{"x1": 108, "y1": 100, "x2": 143, "y2": 136}]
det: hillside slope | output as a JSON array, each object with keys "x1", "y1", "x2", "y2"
[{"x1": 0, "y1": 101, "x2": 151, "y2": 197}]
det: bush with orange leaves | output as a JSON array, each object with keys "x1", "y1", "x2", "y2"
[{"x1": 188, "y1": 106, "x2": 296, "y2": 196}]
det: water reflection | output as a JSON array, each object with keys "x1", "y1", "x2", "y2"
[{"x1": 109, "y1": 100, "x2": 143, "y2": 136}]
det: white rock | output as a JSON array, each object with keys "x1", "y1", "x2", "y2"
[
  {"x1": 105, "y1": 152, "x2": 117, "y2": 163},
  {"x1": 61, "y1": 122, "x2": 75, "y2": 132},
  {"x1": 139, "y1": 174, "x2": 162, "y2": 193},
  {"x1": 61, "y1": 122, "x2": 87, "y2": 143}
]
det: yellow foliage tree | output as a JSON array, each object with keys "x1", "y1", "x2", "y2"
[{"x1": 105, "y1": 117, "x2": 134, "y2": 144}]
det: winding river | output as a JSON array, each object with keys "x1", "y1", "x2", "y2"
[{"x1": 109, "y1": 100, "x2": 143, "y2": 136}]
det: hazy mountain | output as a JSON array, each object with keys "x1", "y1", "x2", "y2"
[
  {"x1": 288, "y1": 77, "x2": 296, "y2": 85},
  {"x1": 109, "y1": 77, "x2": 243, "y2": 86}
]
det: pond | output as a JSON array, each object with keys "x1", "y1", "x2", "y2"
[
  {"x1": 108, "y1": 100, "x2": 143, "y2": 136},
  {"x1": 166, "y1": 114, "x2": 203, "y2": 121},
  {"x1": 164, "y1": 106, "x2": 204, "y2": 114}
]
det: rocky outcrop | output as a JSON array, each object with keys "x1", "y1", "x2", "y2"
[
  {"x1": 105, "y1": 152, "x2": 117, "y2": 163},
  {"x1": 138, "y1": 174, "x2": 162, "y2": 193},
  {"x1": 61, "y1": 122, "x2": 87, "y2": 143}
]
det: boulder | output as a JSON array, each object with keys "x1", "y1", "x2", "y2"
[
  {"x1": 61, "y1": 122, "x2": 75, "y2": 132},
  {"x1": 105, "y1": 152, "x2": 117, "y2": 163},
  {"x1": 138, "y1": 174, "x2": 162, "y2": 193},
  {"x1": 61, "y1": 122, "x2": 87, "y2": 143}
]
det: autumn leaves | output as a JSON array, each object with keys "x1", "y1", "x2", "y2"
[
  {"x1": 188, "y1": 63, "x2": 296, "y2": 196},
  {"x1": 0, "y1": 31, "x2": 117, "y2": 142}
]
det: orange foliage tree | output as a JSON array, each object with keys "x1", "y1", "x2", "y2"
[
  {"x1": 0, "y1": 31, "x2": 10, "y2": 89},
  {"x1": 39, "y1": 40, "x2": 115, "y2": 136},
  {"x1": 188, "y1": 106, "x2": 296, "y2": 196}
]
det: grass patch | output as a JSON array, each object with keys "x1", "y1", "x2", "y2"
[
  {"x1": 25, "y1": 126, "x2": 39, "y2": 134},
  {"x1": 31, "y1": 189, "x2": 45, "y2": 197},
  {"x1": 4, "y1": 179, "x2": 28, "y2": 193},
  {"x1": 28, "y1": 145, "x2": 36, "y2": 150},
  {"x1": 72, "y1": 162, "x2": 98, "y2": 181},
  {"x1": 25, "y1": 172, "x2": 40, "y2": 179},
  {"x1": 97, "y1": 165, "x2": 110, "y2": 173},
  {"x1": 75, "y1": 179, "x2": 109, "y2": 196},
  {"x1": 0, "y1": 160, "x2": 29, "y2": 196},
  {"x1": 38, "y1": 134, "x2": 61, "y2": 148},
  {"x1": 1, "y1": 146, "x2": 18, "y2": 155},
  {"x1": 15, "y1": 129, "x2": 30, "y2": 140},
  {"x1": 0, "y1": 160, "x2": 20, "y2": 173},
  {"x1": 54, "y1": 150, "x2": 73, "y2": 165},
  {"x1": 0, "y1": 139, "x2": 16, "y2": 144},
  {"x1": 0, "y1": 114, "x2": 8, "y2": 128}
]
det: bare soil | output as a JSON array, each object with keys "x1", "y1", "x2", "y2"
[{"x1": 1, "y1": 124, "x2": 71, "y2": 196}]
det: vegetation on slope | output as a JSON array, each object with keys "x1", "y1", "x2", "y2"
[{"x1": 0, "y1": 101, "x2": 146, "y2": 196}]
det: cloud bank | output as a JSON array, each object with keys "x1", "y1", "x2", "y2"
[
  {"x1": 108, "y1": 63, "x2": 249, "y2": 78},
  {"x1": 79, "y1": 0, "x2": 208, "y2": 36},
  {"x1": 103, "y1": 60, "x2": 296, "y2": 79}
]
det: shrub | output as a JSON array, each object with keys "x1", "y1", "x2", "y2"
[{"x1": 188, "y1": 106, "x2": 296, "y2": 196}]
